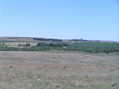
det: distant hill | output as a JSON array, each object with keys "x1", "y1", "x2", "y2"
[
  {"x1": 0, "y1": 37, "x2": 63, "y2": 42},
  {"x1": 0, "y1": 37, "x2": 34, "y2": 42},
  {"x1": 0, "y1": 37, "x2": 118, "y2": 43}
]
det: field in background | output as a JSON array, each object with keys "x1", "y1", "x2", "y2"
[{"x1": 0, "y1": 51, "x2": 119, "y2": 89}]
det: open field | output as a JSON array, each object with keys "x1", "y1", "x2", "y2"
[{"x1": 0, "y1": 51, "x2": 119, "y2": 89}]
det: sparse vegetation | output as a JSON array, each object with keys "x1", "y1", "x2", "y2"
[{"x1": 0, "y1": 51, "x2": 118, "y2": 89}]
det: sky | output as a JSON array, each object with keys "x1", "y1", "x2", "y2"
[{"x1": 0, "y1": 0, "x2": 119, "y2": 41}]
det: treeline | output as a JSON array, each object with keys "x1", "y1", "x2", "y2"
[
  {"x1": 36, "y1": 42, "x2": 69, "y2": 47},
  {"x1": 33, "y1": 38, "x2": 63, "y2": 42},
  {"x1": 0, "y1": 42, "x2": 119, "y2": 53}
]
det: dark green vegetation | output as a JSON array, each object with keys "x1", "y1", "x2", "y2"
[
  {"x1": 67, "y1": 42, "x2": 119, "y2": 53},
  {"x1": 0, "y1": 41, "x2": 119, "y2": 53},
  {"x1": 33, "y1": 38, "x2": 63, "y2": 42}
]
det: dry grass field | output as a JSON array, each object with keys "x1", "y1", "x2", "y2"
[{"x1": 0, "y1": 51, "x2": 119, "y2": 89}]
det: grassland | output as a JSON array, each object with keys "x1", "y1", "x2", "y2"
[{"x1": 0, "y1": 51, "x2": 119, "y2": 89}]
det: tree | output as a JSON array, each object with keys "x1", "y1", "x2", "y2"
[
  {"x1": 26, "y1": 43, "x2": 31, "y2": 47},
  {"x1": 36, "y1": 42, "x2": 48, "y2": 47}
]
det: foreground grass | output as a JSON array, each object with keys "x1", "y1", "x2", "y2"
[
  {"x1": 0, "y1": 64, "x2": 119, "y2": 89},
  {"x1": 0, "y1": 51, "x2": 119, "y2": 89}
]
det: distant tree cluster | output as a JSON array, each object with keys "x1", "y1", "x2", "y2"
[
  {"x1": 36, "y1": 42, "x2": 69, "y2": 48},
  {"x1": 18, "y1": 43, "x2": 31, "y2": 47},
  {"x1": 33, "y1": 38, "x2": 63, "y2": 42}
]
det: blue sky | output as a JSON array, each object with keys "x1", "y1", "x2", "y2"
[{"x1": 0, "y1": 0, "x2": 118, "y2": 41}]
